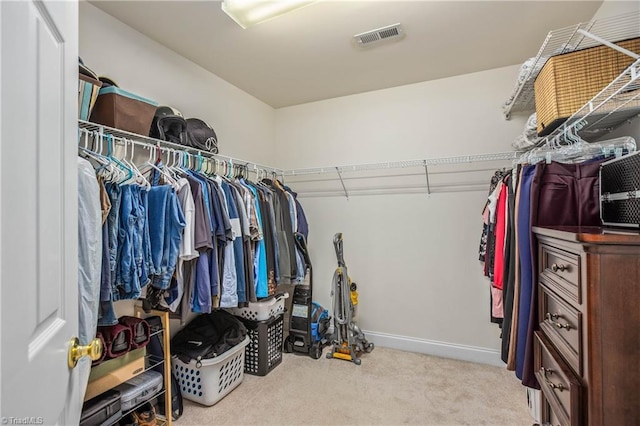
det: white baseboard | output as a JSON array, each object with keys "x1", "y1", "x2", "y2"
[{"x1": 363, "y1": 330, "x2": 505, "y2": 367}]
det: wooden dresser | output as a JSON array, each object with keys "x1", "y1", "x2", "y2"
[{"x1": 532, "y1": 226, "x2": 640, "y2": 426}]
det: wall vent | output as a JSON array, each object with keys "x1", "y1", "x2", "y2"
[{"x1": 353, "y1": 23, "x2": 405, "y2": 48}]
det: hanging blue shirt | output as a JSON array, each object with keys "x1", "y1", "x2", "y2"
[
  {"x1": 221, "y1": 180, "x2": 246, "y2": 305},
  {"x1": 188, "y1": 171, "x2": 214, "y2": 233}
]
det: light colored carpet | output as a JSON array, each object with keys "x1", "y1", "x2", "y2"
[{"x1": 176, "y1": 346, "x2": 534, "y2": 425}]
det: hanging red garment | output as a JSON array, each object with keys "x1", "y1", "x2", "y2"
[{"x1": 493, "y1": 179, "x2": 509, "y2": 291}]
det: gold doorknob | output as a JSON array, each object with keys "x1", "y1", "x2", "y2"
[{"x1": 68, "y1": 337, "x2": 102, "y2": 368}]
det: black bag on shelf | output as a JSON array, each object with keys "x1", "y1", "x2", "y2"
[
  {"x1": 186, "y1": 118, "x2": 218, "y2": 153},
  {"x1": 171, "y1": 310, "x2": 247, "y2": 363}
]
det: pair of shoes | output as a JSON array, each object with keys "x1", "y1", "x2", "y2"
[{"x1": 132, "y1": 402, "x2": 157, "y2": 426}]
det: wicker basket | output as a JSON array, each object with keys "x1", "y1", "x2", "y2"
[{"x1": 534, "y1": 38, "x2": 640, "y2": 136}]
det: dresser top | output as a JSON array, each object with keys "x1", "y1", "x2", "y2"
[{"x1": 533, "y1": 226, "x2": 640, "y2": 245}]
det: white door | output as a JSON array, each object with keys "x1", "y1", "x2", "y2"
[{"x1": 0, "y1": 0, "x2": 81, "y2": 424}]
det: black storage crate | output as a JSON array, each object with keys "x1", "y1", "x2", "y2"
[
  {"x1": 600, "y1": 152, "x2": 640, "y2": 228},
  {"x1": 238, "y1": 314, "x2": 284, "y2": 376}
]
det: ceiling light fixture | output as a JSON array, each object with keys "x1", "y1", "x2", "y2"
[{"x1": 221, "y1": 0, "x2": 317, "y2": 29}]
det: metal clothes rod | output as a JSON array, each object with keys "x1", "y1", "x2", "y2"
[
  {"x1": 78, "y1": 120, "x2": 285, "y2": 176},
  {"x1": 283, "y1": 152, "x2": 519, "y2": 176},
  {"x1": 295, "y1": 181, "x2": 491, "y2": 198},
  {"x1": 287, "y1": 167, "x2": 501, "y2": 184}
]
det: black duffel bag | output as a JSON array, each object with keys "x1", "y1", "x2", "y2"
[{"x1": 171, "y1": 310, "x2": 246, "y2": 364}]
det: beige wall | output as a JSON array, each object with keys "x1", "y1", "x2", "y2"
[
  {"x1": 79, "y1": 2, "x2": 276, "y2": 165},
  {"x1": 275, "y1": 66, "x2": 528, "y2": 364},
  {"x1": 591, "y1": 0, "x2": 639, "y2": 20}
]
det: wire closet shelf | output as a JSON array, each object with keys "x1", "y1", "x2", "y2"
[
  {"x1": 77, "y1": 120, "x2": 285, "y2": 177},
  {"x1": 503, "y1": 11, "x2": 640, "y2": 119},
  {"x1": 284, "y1": 152, "x2": 519, "y2": 198},
  {"x1": 77, "y1": 121, "x2": 520, "y2": 198},
  {"x1": 284, "y1": 152, "x2": 519, "y2": 176}
]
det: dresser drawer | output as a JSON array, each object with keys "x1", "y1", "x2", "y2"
[
  {"x1": 549, "y1": 405, "x2": 563, "y2": 426},
  {"x1": 539, "y1": 284, "x2": 583, "y2": 376},
  {"x1": 539, "y1": 244, "x2": 581, "y2": 305},
  {"x1": 534, "y1": 331, "x2": 583, "y2": 426}
]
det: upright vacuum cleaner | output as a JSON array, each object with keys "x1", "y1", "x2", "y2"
[
  {"x1": 327, "y1": 233, "x2": 374, "y2": 365},
  {"x1": 284, "y1": 233, "x2": 330, "y2": 359}
]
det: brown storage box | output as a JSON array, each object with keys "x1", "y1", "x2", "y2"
[
  {"x1": 89, "y1": 86, "x2": 158, "y2": 136},
  {"x1": 534, "y1": 38, "x2": 640, "y2": 136}
]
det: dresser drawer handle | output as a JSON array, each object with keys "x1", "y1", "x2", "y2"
[
  {"x1": 551, "y1": 263, "x2": 567, "y2": 272},
  {"x1": 545, "y1": 379, "x2": 565, "y2": 392},
  {"x1": 540, "y1": 367, "x2": 554, "y2": 376},
  {"x1": 545, "y1": 313, "x2": 571, "y2": 330}
]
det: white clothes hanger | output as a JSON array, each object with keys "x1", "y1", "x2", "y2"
[
  {"x1": 122, "y1": 139, "x2": 151, "y2": 189},
  {"x1": 517, "y1": 124, "x2": 636, "y2": 165},
  {"x1": 87, "y1": 130, "x2": 126, "y2": 183},
  {"x1": 139, "y1": 145, "x2": 178, "y2": 186}
]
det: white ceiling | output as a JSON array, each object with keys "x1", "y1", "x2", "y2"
[{"x1": 88, "y1": 0, "x2": 603, "y2": 108}]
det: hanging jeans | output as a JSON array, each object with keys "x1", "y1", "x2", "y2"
[{"x1": 148, "y1": 185, "x2": 186, "y2": 290}]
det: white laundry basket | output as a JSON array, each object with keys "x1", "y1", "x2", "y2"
[
  {"x1": 171, "y1": 336, "x2": 250, "y2": 406},
  {"x1": 228, "y1": 292, "x2": 288, "y2": 321}
]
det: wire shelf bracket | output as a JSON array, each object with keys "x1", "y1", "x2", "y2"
[
  {"x1": 577, "y1": 28, "x2": 640, "y2": 60},
  {"x1": 336, "y1": 167, "x2": 349, "y2": 199},
  {"x1": 423, "y1": 160, "x2": 431, "y2": 196}
]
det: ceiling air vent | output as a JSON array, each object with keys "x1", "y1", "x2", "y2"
[{"x1": 353, "y1": 23, "x2": 405, "y2": 48}]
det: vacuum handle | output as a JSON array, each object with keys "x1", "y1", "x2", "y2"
[
  {"x1": 294, "y1": 232, "x2": 312, "y2": 268},
  {"x1": 333, "y1": 233, "x2": 345, "y2": 267}
]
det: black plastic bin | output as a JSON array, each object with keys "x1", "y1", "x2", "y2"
[{"x1": 238, "y1": 314, "x2": 284, "y2": 376}]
